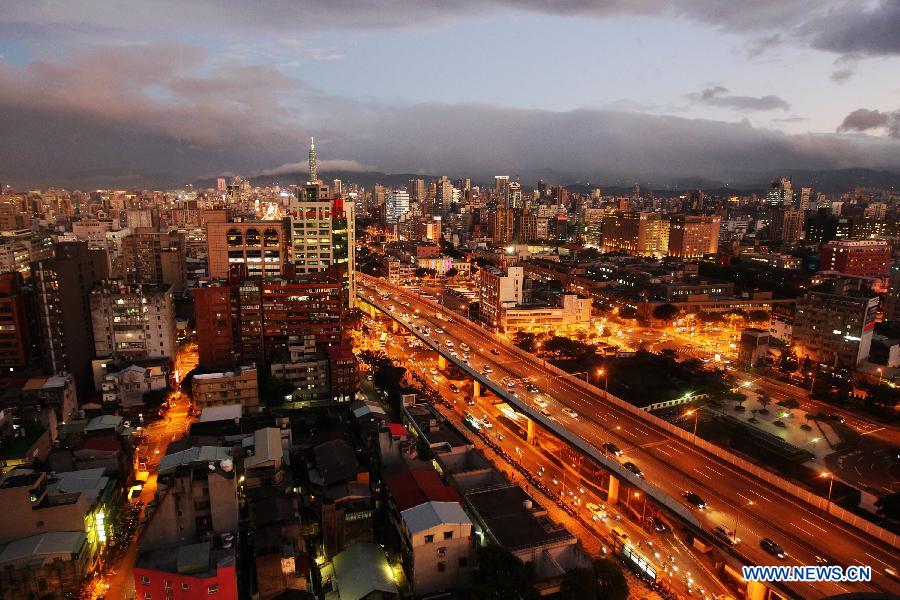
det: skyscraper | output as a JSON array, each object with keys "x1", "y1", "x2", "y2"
[
  {"x1": 386, "y1": 189, "x2": 411, "y2": 224},
  {"x1": 308, "y1": 137, "x2": 318, "y2": 184},
  {"x1": 291, "y1": 183, "x2": 333, "y2": 274},
  {"x1": 767, "y1": 176, "x2": 793, "y2": 207},
  {"x1": 31, "y1": 242, "x2": 109, "y2": 395}
]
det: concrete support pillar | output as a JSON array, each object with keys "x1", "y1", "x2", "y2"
[
  {"x1": 607, "y1": 475, "x2": 620, "y2": 505},
  {"x1": 745, "y1": 580, "x2": 768, "y2": 600},
  {"x1": 437, "y1": 355, "x2": 447, "y2": 370},
  {"x1": 526, "y1": 418, "x2": 535, "y2": 443},
  {"x1": 473, "y1": 380, "x2": 481, "y2": 398}
]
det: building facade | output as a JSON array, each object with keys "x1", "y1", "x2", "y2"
[{"x1": 90, "y1": 281, "x2": 176, "y2": 361}]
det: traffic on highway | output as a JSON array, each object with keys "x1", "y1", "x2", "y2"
[{"x1": 358, "y1": 275, "x2": 900, "y2": 599}]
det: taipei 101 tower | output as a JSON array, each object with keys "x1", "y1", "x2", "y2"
[{"x1": 308, "y1": 137, "x2": 318, "y2": 184}]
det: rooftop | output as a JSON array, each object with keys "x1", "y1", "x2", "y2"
[
  {"x1": 385, "y1": 467, "x2": 461, "y2": 512},
  {"x1": 401, "y1": 500, "x2": 471, "y2": 534},
  {"x1": 312, "y1": 439, "x2": 359, "y2": 487},
  {"x1": 465, "y1": 485, "x2": 573, "y2": 552},
  {"x1": 0, "y1": 531, "x2": 86, "y2": 566},
  {"x1": 136, "y1": 540, "x2": 235, "y2": 578},
  {"x1": 323, "y1": 542, "x2": 398, "y2": 600}
]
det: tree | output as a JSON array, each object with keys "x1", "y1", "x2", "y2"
[
  {"x1": 513, "y1": 332, "x2": 538, "y2": 353},
  {"x1": 560, "y1": 568, "x2": 599, "y2": 600},
  {"x1": 143, "y1": 388, "x2": 170, "y2": 410},
  {"x1": 874, "y1": 491, "x2": 900, "y2": 521},
  {"x1": 415, "y1": 267, "x2": 436, "y2": 279},
  {"x1": 445, "y1": 267, "x2": 459, "y2": 278},
  {"x1": 471, "y1": 545, "x2": 538, "y2": 600},
  {"x1": 756, "y1": 391, "x2": 771, "y2": 412},
  {"x1": 593, "y1": 558, "x2": 629, "y2": 600},
  {"x1": 652, "y1": 303, "x2": 680, "y2": 322},
  {"x1": 748, "y1": 309, "x2": 770, "y2": 322},
  {"x1": 260, "y1": 376, "x2": 297, "y2": 406}
]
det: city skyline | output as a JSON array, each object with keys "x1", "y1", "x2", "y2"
[{"x1": 1, "y1": 1, "x2": 900, "y2": 187}]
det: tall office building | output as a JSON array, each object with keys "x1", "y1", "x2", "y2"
[
  {"x1": 770, "y1": 208, "x2": 804, "y2": 244},
  {"x1": 332, "y1": 179, "x2": 342, "y2": 195},
  {"x1": 31, "y1": 242, "x2": 109, "y2": 395},
  {"x1": 436, "y1": 176, "x2": 454, "y2": 210},
  {"x1": 601, "y1": 212, "x2": 669, "y2": 257},
  {"x1": 308, "y1": 137, "x2": 318, "y2": 184},
  {"x1": 206, "y1": 219, "x2": 291, "y2": 279},
  {"x1": 291, "y1": 183, "x2": 333, "y2": 274},
  {"x1": 195, "y1": 272, "x2": 344, "y2": 369},
  {"x1": 494, "y1": 176, "x2": 510, "y2": 199},
  {"x1": 90, "y1": 280, "x2": 176, "y2": 361},
  {"x1": 798, "y1": 187, "x2": 812, "y2": 211},
  {"x1": 332, "y1": 196, "x2": 356, "y2": 308},
  {"x1": 767, "y1": 176, "x2": 793, "y2": 207},
  {"x1": 792, "y1": 279, "x2": 878, "y2": 369},
  {"x1": 407, "y1": 179, "x2": 426, "y2": 203},
  {"x1": 820, "y1": 240, "x2": 890, "y2": 277},
  {"x1": 121, "y1": 230, "x2": 186, "y2": 292},
  {"x1": 508, "y1": 180, "x2": 523, "y2": 209},
  {"x1": 490, "y1": 206, "x2": 514, "y2": 245},
  {"x1": 0, "y1": 272, "x2": 40, "y2": 370},
  {"x1": 885, "y1": 263, "x2": 900, "y2": 322},
  {"x1": 667, "y1": 215, "x2": 720, "y2": 258},
  {"x1": 385, "y1": 190, "x2": 411, "y2": 224}
]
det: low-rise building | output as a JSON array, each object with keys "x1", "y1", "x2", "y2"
[
  {"x1": 134, "y1": 540, "x2": 238, "y2": 600},
  {"x1": 192, "y1": 367, "x2": 260, "y2": 415}
]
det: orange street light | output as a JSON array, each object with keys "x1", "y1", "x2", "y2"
[{"x1": 820, "y1": 472, "x2": 835, "y2": 514}]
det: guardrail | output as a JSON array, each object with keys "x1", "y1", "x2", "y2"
[{"x1": 357, "y1": 274, "x2": 899, "y2": 549}]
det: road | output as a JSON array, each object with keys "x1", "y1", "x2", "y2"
[
  {"x1": 94, "y1": 343, "x2": 197, "y2": 600},
  {"x1": 359, "y1": 276, "x2": 900, "y2": 599},
  {"x1": 377, "y1": 327, "x2": 726, "y2": 599}
]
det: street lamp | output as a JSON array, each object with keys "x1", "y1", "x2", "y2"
[
  {"x1": 683, "y1": 409, "x2": 700, "y2": 442},
  {"x1": 807, "y1": 371, "x2": 816, "y2": 394},
  {"x1": 820, "y1": 472, "x2": 835, "y2": 514},
  {"x1": 598, "y1": 368, "x2": 608, "y2": 393},
  {"x1": 878, "y1": 368, "x2": 883, "y2": 385}
]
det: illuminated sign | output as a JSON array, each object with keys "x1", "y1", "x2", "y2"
[{"x1": 95, "y1": 511, "x2": 107, "y2": 543}]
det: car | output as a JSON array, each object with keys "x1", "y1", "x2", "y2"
[
  {"x1": 604, "y1": 442, "x2": 623, "y2": 456},
  {"x1": 482, "y1": 365, "x2": 493, "y2": 373},
  {"x1": 448, "y1": 350, "x2": 457, "y2": 357},
  {"x1": 490, "y1": 348, "x2": 501, "y2": 355},
  {"x1": 760, "y1": 537, "x2": 786, "y2": 559},
  {"x1": 435, "y1": 328, "x2": 445, "y2": 334},
  {"x1": 623, "y1": 462, "x2": 644, "y2": 478},
  {"x1": 449, "y1": 383, "x2": 460, "y2": 393},
  {"x1": 647, "y1": 517, "x2": 669, "y2": 533},
  {"x1": 533, "y1": 397, "x2": 548, "y2": 409},
  {"x1": 445, "y1": 340, "x2": 454, "y2": 347},
  {"x1": 713, "y1": 525, "x2": 739, "y2": 546},
  {"x1": 506, "y1": 381, "x2": 515, "y2": 388},
  {"x1": 562, "y1": 408, "x2": 578, "y2": 419},
  {"x1": 430, "y1": 368, "x2": 438, "y2": 375},
  {"x1": 827, "y1": 413, "x2": 845, "y2": 424},
  {"x1": 814, "y1": 554, "x2": 837, "y2": 567},
  {"x1": 526, "y1": 384, "x2": 539, "y2": 393},
  {"x1": 366, "y1": 374, "x2": 373, "y2": 381},
  {"x1": 682, "y1": 491, "x2": 707, "y2": 510}
]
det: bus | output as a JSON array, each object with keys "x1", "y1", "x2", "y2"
[{"x1": 379, "y1": 332, "x2": 388, "y2": 348}]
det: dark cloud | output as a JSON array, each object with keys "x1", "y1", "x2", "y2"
[
  {"x1": 1, "y1": 44, "x2": 899, "y2": 189},
  {"x1": 4, "y1": 1, "x2": 899, "y2": 56},
  {"x1": 837, "y1": 109, "x2": 900, "y2": 137},
  {"x1": 692, "y1": 86, "x2": 790, "y2": 111},
  {"x1": 830, "y1": 68, "x2": 855, "y2": 84}
]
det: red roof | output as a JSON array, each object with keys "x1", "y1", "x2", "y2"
[
  {"x1": 387, "y1": 423, "x2": 408, "y2": 438},
  {"x1": 385, "y1": 468, "x2": 461, "y2": 512},
  {"x1": 73, "y1": 436, "x2": 122, "y2": 453}
]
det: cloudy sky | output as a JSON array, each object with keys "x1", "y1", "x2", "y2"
[{"x1": 1, "y1": 1, "x2": 899, "y2": 188}]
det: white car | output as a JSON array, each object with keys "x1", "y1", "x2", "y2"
[
  {"x1": 562, "y1": 408, "x2": 578, "y2": 419},
  {"x1": 533, "y1": 397, "x2": 548, "y2": 409}
]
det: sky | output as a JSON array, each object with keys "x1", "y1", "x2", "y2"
[{"x1": 1, "y1": 1, "x2": 899, "y2": 188}]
